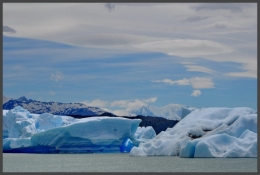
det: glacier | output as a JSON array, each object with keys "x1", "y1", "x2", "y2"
[
  {"x1": 3, "y1": 106, "x2": 156, "y2": 153},
  {"x1": 130, "y1": 107, "x2": 257, "y2": 158}
]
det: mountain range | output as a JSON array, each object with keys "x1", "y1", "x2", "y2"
[
  {"x1": 3, "y1": 95, "x2": 195, "y2": 120},
  {"x1": 2, "y1": 95, "x2": 113, "y2": 117}
]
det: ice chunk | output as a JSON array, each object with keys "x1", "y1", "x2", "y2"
[
  {"x1": 29, "y1": 117, "x2": 141, "y2": 153},
  {"x1": 3, "y1": 106, "x2": 149, "y2": 153},
  {"x1": 129, "y1": 146, "x2": 147, "y2": 157},
  {"x1": 120, "y1": 138, "x2": 134, "y2": 152},
  {"x1": 135, "y1": 126, "x2": 156, "y2": 142},
  {"x1": 37, "y1": 113, "x2": 63, "y2": 131},
  {"x1": 3, "y1": 138, "x2": 33, "y2": 150},
  {"x1": 130, "y1": 107, "x2": 257, "y2": 157},
  {"x1": 182, "y1": 130, "x2": 257, "y2": 158},
  {"x1": 3, "y1": 106, "x2": 77, "y2": 139}
]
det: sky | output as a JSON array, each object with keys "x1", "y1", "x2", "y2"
[{"x1": 3, "y1": 3, "x2": 257, "y2": 114}]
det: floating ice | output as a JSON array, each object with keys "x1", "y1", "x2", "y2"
[
  {"x1": 130, "y1": 107, "x2": 257, "y2": 158},
  {"x1": 3, "y1": 106, "x2": 148, "y2": 153},
  {"x1": 134, "y1": 126, "x2": 156, "y2": 142},
  {"x1": 30, "y1": 116, "x2": 141, "y2": 153},
  {"x1": 180, "y1": 129, "x2": 257, "y2": 158}
]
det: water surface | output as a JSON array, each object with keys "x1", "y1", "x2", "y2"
[{"x1": 3, "y1": 153, "x2": 257, "y2": 172}]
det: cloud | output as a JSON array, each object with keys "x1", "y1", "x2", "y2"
[
  {"x1": 143, "y1": 97, "x2": 157, "y2": 103},
  {"x1": 224, "y1": 61, "x2": 257, "y2": 78},
  {"x1": 3, "y1": 25, "x2": 16, "y2": 33},
  {"x1": 104, "y1": 3, "x2": 164, "y2": 12},
  {"x1": 152, "y1": 78, "x2": 190, "y2": 86},
  {"x1": 80, "y1": 97, "x2": 158, "y2": 116},
  {"x1": 224, "y1": 71, "x2": 256, "y2": 79},
  {"x1": 111, "y1": 99, "x2": 147, "y2": 108},
  {"x1": 192, "y1": 3, "x2": 252, "y2": 13},
  {"x1": 50, "y1": 71, "x2": 63, "y2": 82},
  {"x1": 49, "y1": 91, "x2": 55, "y2": 95},
  {"x1": 189, "y1": 77, "x2": 215, "y2": 89},
  {"x1": 205, "y1": 21, "x2": 242, "y2": 29},
  {"x1": 134, "y1": 39, "x2": 234, "y2": 57},
  {"x1": 81, "y1": 97, "x2": 157, "y2": 115},
  {"x1": 82, "y1": 99, "x2": 108, "y2": 108},
  {"x1": 105, "y1": 3, "x2": 115, "y2": 12},
  {"x1": 152, "y1": 77, "x2": 214, "y2": 89},
  {"x1": 184, "y1": 16, "x2": 209, "y2": 22},
  {"x1": 66, "y1": 33, "x2": 161, "y2": 47},
  {"x1": 182, "y1": 64, "x2": 217, "y2": 74},
  {"x1": 110, "y1": 97, "x2": 157, "y2": 116},
  {"x1": 204, "y1": 53, "x2": 257, "y2": 79},
  {"x1": 191, "y1": 90, "x2": 201, "y2": 97}
]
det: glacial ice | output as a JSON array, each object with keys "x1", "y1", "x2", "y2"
[
  {"x1": 130, "y1": 107, "x2": 257, "y2": 158},
  {"x1": 3, "y1": 106, "x2": 156, "y2": 153},
  {"x1": 134, "y1": 126, "x2": 156, "y2": 142},
  {"x1": 3, "y1": 106, "x2": 257, "y2": 157}
]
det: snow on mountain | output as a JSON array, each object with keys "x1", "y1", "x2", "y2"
[
  {"x1": 130, "y1": 104, "x2": 196, "y2": 120},
  {"x1": 3, "y1": 96, "x2": 113, "y2": 116},
  {"x1": 130, "y1": 107, "x2": 257, "y2": 157},
  {"x1": 3, "y1": 106, "x2": 156, "y2": 153}
]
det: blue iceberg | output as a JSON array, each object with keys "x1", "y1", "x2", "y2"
[{"x1": 3, "y1": 106, "x2": 156, "y2": 153}]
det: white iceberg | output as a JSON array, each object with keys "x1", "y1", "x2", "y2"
[
  {"x1": 130, "y1": 107, "x2": 257, "y2": 158},
  {"x1": 134, "y1": 126, "x2": 156, "y2": 142},
  {"x1": 3, "y1": 106, "x2": 152, "y2": 153}
]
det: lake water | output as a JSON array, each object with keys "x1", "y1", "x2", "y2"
[{"x1": 3, "y1": 153, "x2": 257, "y2": 172}]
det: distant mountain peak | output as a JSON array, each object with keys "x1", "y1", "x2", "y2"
[
  {"x1": 16, "y1": 96, "x2": 28, "y2": 102},
  {"x1": 130, "y1": 104, "x2": 196, "y2": 120}
]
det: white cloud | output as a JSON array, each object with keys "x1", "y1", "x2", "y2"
[
  {"x1": 143, "y1": 97, "x2": 157, "y2": 103},
  {"x1": 110, "y1": 97, "x2": 157, "y2": 116},
  {"x1": 224, "y1": 71, "x2": 256, "y2": 79},
  {"x1": 152, "y1": 77, "x2": 214, "y2": 89},
  {"x1": 82, "y1": 99, "x2": 108, "y2": 108},
  {"x1": 3, "y1": 3, "x2": 256, "y2": 79},
  {"x1": 191, "y1": 90, "x2": 201, "y2": 97},
  {"x1": 111, "y1": 110, "x2": 130, "y2": 116},
  {"x1": 81, "y1": 97, "x2": 157, "y2": 116},
  {"x1": 111, "y1": 98, "x2": 150, "y2": 108},
  {"x1": 189, "y1": 77, "x2": 214, "y2": 89},
  {"x1": 152, "y1": 78, "x2": 190, "y2": 86},
  {"x1": 133, "y1": 39, "x2": 234, "y2": 57},
  {"x1": 181, "y1": 62, "x2": 217, "y2": 74},
  {"x1": 51, "y1": 71, "x2": 63, "y2": 82},
  {"x1": 205, "y1": 53, "x2": 257, "y2": 79}
]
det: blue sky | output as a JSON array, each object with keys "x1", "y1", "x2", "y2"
[{"x1": 3, "y1": 3, "x2": 257, "y2": 114}]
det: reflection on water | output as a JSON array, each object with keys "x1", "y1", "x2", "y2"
[{"x1": 3, "y1": 153, "x2": 257, "y2": 172}]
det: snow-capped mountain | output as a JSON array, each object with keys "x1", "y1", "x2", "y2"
[
  {"x1": 3, "y1": 96, "x2": 114, "y2": 117},
  {"x1": 130, "y1": 104, "x2": 196, "y2": 120}
]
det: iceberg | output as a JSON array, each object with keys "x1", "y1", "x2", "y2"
[
  {"x1": 130, "y1": 107, "x2": 257, "y2": 158},
  {"x1": 3, "y1": 106, "x2": 153, "y2": 153},
  {"x1": 134, "y1": 126, "x2": 156, "y2": 142}
]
